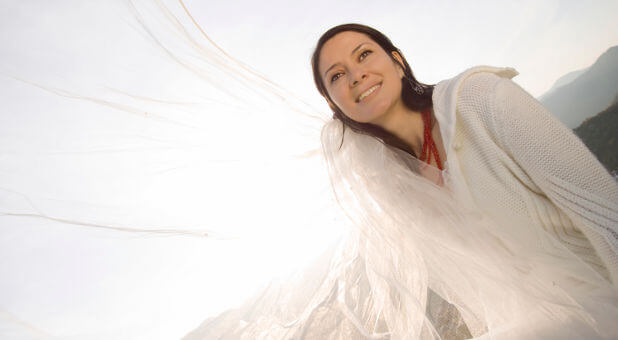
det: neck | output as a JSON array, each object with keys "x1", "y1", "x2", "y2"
[{"x1": 372, "y1": 102, "x2": 425, "y2": 156}]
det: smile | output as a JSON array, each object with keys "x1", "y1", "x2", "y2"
[{"x1": 356, "y1": 83, "x2": 381, "y2": 103}]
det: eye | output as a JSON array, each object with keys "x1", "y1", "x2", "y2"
[
  {"x1": 330, "y1": 72, "x2": 343, "y2": 83},
  {"x1": 359, "y1": 50, "x2": 372, "y2": 61}
]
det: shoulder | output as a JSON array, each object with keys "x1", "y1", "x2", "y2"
[
  {"x1": 431, "y1": 66, "x2": 520, "y2": 145},
  {"x1": 461, "y1": 72, "x2": 503, "y2": 92},
  {"x1": 433, "y1": 66, "x2": 519, "y2": 118},
  {"x1": 454, "y1": 69, "x2": 535, "y2": 140},
  {"x1": 457, "y1": 72, "x2": 502, "y2": 106},
  {"x1": 455, "y1": 72, "x2": 507, "y2": 125},
  {"x1": 434, "y1": 66, "x2": 518, "y2": 99},
  {"x1": 458, "y1": 68, "x2": 529, "y2": 102}
]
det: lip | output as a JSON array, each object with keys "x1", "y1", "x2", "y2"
[{"x1": 356, "y1": 82, "x2": 382, "y2": 103}]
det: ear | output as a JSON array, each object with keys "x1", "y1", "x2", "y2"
[{"x1": 391, "y1": 51, "x2": 406, "y2": 78}]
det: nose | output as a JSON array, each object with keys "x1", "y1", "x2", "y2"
[{"x1": 350, "y1": 71, "x2": 367, "y2": 87}]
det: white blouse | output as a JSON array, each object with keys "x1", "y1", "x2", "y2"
[{"x1": 432, "y1": 65, "x2": 618, "y2": 285}]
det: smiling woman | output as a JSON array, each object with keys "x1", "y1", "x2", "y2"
[
  {"x1": 2, "y1": 2, "x2": 618, "y2": 339},
  {"x1": 189, "y1": 24, "x2": 618, "y2": 339},
  {"x1": 312, "y1": 23, "x2": 618, "y2": 339},
  {"x1": 319, "y1": 33, "x2": 405, "y2": 124},
  {"x1": 311, "y1": 24, "x2": 437, "y2": 162}
]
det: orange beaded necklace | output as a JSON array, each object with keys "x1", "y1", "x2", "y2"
[{"x1": 419, "y1": 108, "x2": 443, "y2": 170}]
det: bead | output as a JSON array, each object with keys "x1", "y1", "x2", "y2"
[{"x1": 420, "y1": 108, "x2": 443, "y2": 170}]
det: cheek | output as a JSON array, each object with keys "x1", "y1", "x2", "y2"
[
  {"x1": 328, "y1": 87, "x2": 350, "y2": 108},
  {"x1": 393, "y1": 78, "x2": 403, "y2": 95}
]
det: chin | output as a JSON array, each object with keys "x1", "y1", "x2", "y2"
[
  {"x1": 345, "y1": 100, "x2": 391, "y2": 124},
  {"x1": 363, "y1": 105, "x2": 390, "y2": 124}
]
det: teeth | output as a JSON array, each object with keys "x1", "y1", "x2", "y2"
[{"x1": 358, "y1": 84, "x2": 380, "y2": 101}]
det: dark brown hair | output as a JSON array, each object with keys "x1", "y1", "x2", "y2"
[{"x1": 311, "y1": 23, "x2": 434, "y2": 156}]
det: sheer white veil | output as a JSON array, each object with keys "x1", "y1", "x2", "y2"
[
  {"x1": 316, "y1": 118, "x2": 618, "y2": 338},
  {"x1": 185, "y1": 118, "x2": 618, "y2": 339},
  {"x1": 1, "y1": 1, "x2": 345, "y2": 338}
]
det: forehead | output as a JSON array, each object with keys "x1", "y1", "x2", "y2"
[{"x1": 318, "y1": 31, "x2": 377, "y2": 73}]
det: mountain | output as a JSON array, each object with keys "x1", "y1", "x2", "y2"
[
  {"x1": 573, "y1": 98, "x2": 618, "y2": 172},
  {"x1": 539, "y1": 45, "x2": 618, "y2": 128},
  {"x1": 538, "y1": 67, "x2": 588, "y2": 101}
]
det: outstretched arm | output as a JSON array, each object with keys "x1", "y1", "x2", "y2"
[{"x1": 488, "y1": 76, "x2": 618, "y2": 284}]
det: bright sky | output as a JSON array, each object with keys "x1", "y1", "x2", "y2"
[
  {"x1": 185, "y1": 0, "x2": 618, "y2": 101},
  {"x1": 1, "y1": 1, "x2": 617, "y2": 339}
]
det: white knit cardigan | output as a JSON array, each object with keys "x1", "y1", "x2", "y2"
[{"x1": 432, "y1": 66, "x2": 618, "y2": 285}]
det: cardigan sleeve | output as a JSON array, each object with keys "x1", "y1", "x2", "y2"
[{"x1": 488, "y1": 75, "x2": 618, "y2": 284}]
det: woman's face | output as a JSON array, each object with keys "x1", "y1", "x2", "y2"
[{"x1": 318, "y1": 31, "x2": 405, "y2": 124}]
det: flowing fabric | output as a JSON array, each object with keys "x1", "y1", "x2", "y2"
[
  {"x1": 1, "y1": 1, "x2": 344, "y2": 338},
  {"x1": 318, "y1": 122, "x2": 618, "y2": 339},
  {"x1": 2, "y1": 1, "x2": 618, "y2": 339},
  {"x1": 187, "y1": 120, "x2": 618, "y2": 339}
]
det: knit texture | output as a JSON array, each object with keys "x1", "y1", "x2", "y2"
[{"x1": 443, "y1": 70, "x2": 618, "y2": 284}]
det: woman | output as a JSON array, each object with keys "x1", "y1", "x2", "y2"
[
  {"x1": 313, "y1": 24, "x2": 618, "y2": 287},
  {"x1": 311, "y1": 23, "x2": 618, "y2": 339},
  {"x1": 190, "y1": 24, "x2": 618, "y2": 339},
  {"x1": 3, "y1": 1, "x2": 616, "y2": 336}
]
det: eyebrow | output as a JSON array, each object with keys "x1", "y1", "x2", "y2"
[{"x1": 323, "y1": 42, "x2": 369, "y2": 79}]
